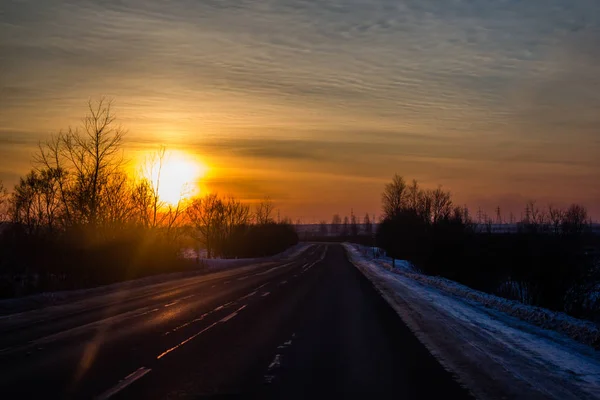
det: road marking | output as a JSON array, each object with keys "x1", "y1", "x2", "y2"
[
  {"x1": 279, "y1": 280, "x2": 287, "y2": 285},
  {"x1": 268, "y1": 354, "x2": 281, "y2": 369},
  {"x1": 265, "y1": 334, "x2": 295, "y2": 384},
  {"x1": 261, "y1": 292, "x2": 270, "y2": 297},
  {"x1": 237, "y1": 276, "x2": 248, "y2": 281},
  {"x1": 163, "y1": 312, "x2": 211, "y2": 336},
  {"x1": 264, "y1": 354, "x2": 282, "y2": 384},
  {"x1": 219, "y1": 305, "x2": 247, "y2": 323},
  {"x1": 241, "y1": 291, "x2": 257, "y2": 299},
  {"x1": 255, "y1": 262, "x2": 294, "y2": 276},
  {"x1": 157, "y1": 305, "x2": 248, "y2": 359},
  {"x1": 96, "y1": 367, "x2": 151, "y2": 400},
  {"x1": 157, "y1": 321, "x2": 220, "y2": 359},
  {"x1": 214, "y1": 301, "x2": 234, "y2": 312},
  {"x1": 180, "y1": 294, "x2": 195, "y2": 300},
  {"x1": 164, "y1": 301, "x2": 178, "y2": 307}
]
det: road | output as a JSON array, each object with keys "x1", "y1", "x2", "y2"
[{"x1": 0, "y1": 244, "x2": 471, "y2": 399}]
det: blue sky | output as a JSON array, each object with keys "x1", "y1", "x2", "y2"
[{"x1": 1, "y1": 0, "x2": 599, "y2": 220}]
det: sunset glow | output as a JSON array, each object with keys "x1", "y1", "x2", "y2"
[
  {"x1": 143, "y1": 150, "x2": 208, "y2": 205},
  {"x1": 0, "y1": 0, "x2": 599, "y2": 220}
]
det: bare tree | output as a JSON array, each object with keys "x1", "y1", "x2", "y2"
[
  {"x1": 65, "y1": 99, "x2": 125, "y2": 226},
  {"x1": 0, "y1": 180, "x2": 9, "y2": 221},
  {"x1": 187, "y1": 194, "x2": 225, "y2": 258},
  {"x1": 132, "y1": 147, "x2": 186, "y2": 234},
  {"x1": 430, "y1": 186, "x2": 453, "y2": 223},
  {"x1": 9, "y1": 168, "x2": 66, "y2": 235},
  {"x1": 223, "y1": 196, "x2": 250, "y2": 236},
  {"x1": 99, "y1": 171, "x2": 137, "y2": 231},
  {"x1": 562, "y1": 204, "x2": 588, "y2": 234},
  {"x1": 364, "y1": 213, "x2": 372, "y2": 234},
  {"x1": 350, "y1": 210, "x2": 359, "y2": 236},
  {"x1": 548, "y1": 205, "x2": 564, "y2": 235},
  {"x1": 255, "y1": 197, "x2": 275, "y2": 225},
  {"x1": 407, "y1": 179, "x2": 419, "y2": 210},
  {"x1": 319, "y1": 220, "x2": 328, "y2": 235},
  {"x1": 417, "y1": 189, "x2": 433, "y2": 223},
  {"x1": 34, "y1": 99, "x2": 126, "y2": 229},
  {"x1": 331, "y1": 214, "x2": 342, "y2": 234},
  {"x1": 342, "y1": 216, "x2": 349, "y2": 236},
  {"x1": 382, "y1": 174, "x2": 408, "y2": 218}
]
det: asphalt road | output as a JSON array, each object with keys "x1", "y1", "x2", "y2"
[{"x1": 0, "y1": 244, "x2": 471, "y2": 399}]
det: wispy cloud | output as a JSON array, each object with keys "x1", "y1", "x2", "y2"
[{"x1": 1, "y1": 0, "x2": 599, "y2": 218}]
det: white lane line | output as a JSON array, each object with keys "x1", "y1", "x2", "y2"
[
  {"x1": 164, "y1": 301, "x2": 178, "y2": 307},
  {"x1": 264, "y1": 333, "x2": 295, "y2": 384},
  {"x1": 261, "y1": 292, "x2": 270, "y2": 297},
  {"x1": 279, "y1": 280, "x2": 288, "y2": 285},
  {"x1": 224, "y1": 280, "x2": 231, "y2": 284},
  {"x1": 157, "y1": 321, "x2": 220, "y2": 359},
  {"x1": 211, "y1": 285, "x2": 217, "y2": 288},
  {"x1": 163, "y1": 312, "x2": 211, "y2": 336},
  {"x1": 219, "y1": 305, "x2": 247, "y2": 323},
  {"x1": 237, "y1": 276, "x2": 248, "y2": 281},
  {"x1": 180, "y1": 294, "x2": 195, "y2": 300},
  {"x1": 255, "y1": 261, "x2": 294, "y2": 277},
  {"x1": 214, "y1": 301, "x2": 234, "y2": 312},
  {"x1": 96, "y1": 367, "x2": 152, "y2": 400},
  {"x1": 157, "y1": 305, "x2": 248, "y2": 360},
  {"x1": 264, "y1": 354, "x2": 282, "y2": 384},
  {"x1": 255, "y1": 283, "x2": 269, "y2": 290},
  {"x1": 268, "y1": 354, "x2": 281, "y2": 370},
  {"x1": 240, "y1": 291, "x2": 257, "y2": 300}
]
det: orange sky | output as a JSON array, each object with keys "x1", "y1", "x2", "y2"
[{"x1": 1, "y1": 0, "x2": 599, "y2": 221}]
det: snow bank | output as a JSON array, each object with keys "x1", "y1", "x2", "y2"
[
  {"x1": 344, "y1": 243, "x2": 600, "y2": 400},
  {"x1": 350, "y1": 244, "x2": 600, "y2": 348}
]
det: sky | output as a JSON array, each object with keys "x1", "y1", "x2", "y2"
[{"x1": 1, "y1": 0, "x2": 599, "y2": 222}]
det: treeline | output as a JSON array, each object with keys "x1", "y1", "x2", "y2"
[
  {"x1": 187, "y1": 194, "x2": 297, "y2": 259},
  {"x1": 376, "y1": 174, "x2": 600, "y2": 320},
  {"x1": 0, "y1": 100, "x2": 297, "y2": 298}
]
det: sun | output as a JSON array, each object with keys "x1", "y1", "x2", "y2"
[{"x1": 143, "y1": 150, "x2": 208, "y2": 205}]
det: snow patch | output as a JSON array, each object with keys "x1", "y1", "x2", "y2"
[{"x1": 344, "y1": 243, "x2": 600, "y2": 400}]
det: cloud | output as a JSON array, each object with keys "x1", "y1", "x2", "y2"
[{"x1": 1, "y1": 0, "x2": 599, "y2": 217}]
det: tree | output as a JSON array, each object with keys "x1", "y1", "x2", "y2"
[
  {"x1": 364, "y1": 213, "x2": 372, "y2": 234},
  {"x1": 430, "y1": 186, "x2": 453, "y2": 223},
  {"x1": 187, "y1": 194, "x2": 225, "y2": 258},
  {"x1": 350, "y1": 210, "x2": 359, "y2": 236},
  {"x1": 223, "y1": 196, "x2": 250, "y2": 236},
  {"x1": 548, "y1": 205, "x2": 564, "y2": 234},
  {"x1": 407, "y1": 179, "x2": 419, "y2": 210},
  {"x1": 382, "y1": 174, "x2": 407, "y2": 219},
  {"x1": 35, "y1": 98, "x2": 126, "y2": 229},
  {"x1": 562, "y1": 204, "x2": 588, "y2": 235},
  {"x1": 10, "y1": 169, "x2": 63, "y2": 235},
  {"x1": 319, "y1": 220, "x2": 329, "y2": 235},
  {"x1": 342, "y1": 216, "x2": 349, "y2": 236},
  {"x1": 0, "y1": 180, "x2": 7, "y2": 221},
  {"x1": 331, "y1": 214, "x2": 342, "y2": 234},
  {"x1": 133, "y1": 147, "x2": 186, "y2": 234},
  {"x1": 255, "y1": 197, "x2": 274, "y2": 225}
]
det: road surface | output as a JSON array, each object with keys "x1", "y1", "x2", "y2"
[{"x1": 0, "y1": 244, "x2": 471, "y2": 399}]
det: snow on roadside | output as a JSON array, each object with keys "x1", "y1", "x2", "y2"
[
  {"x1": 352, "y1": 245, "x2": 600, "y2": 348},
  {"x1": 344, "y1": 243, "x2": 600, "y2": 400}
]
